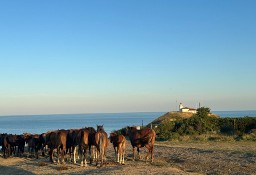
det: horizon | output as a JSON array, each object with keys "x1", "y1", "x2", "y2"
[
  {"x1": 1, "y1": 109, "x2": 256, "y2": 117},
  {"x1": 1, "y1": 1, "x2": 256, "y2": 115}
]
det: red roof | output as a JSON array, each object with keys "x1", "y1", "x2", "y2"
[{"x1": 183, "y1": 107, "x2": 196, "y2": 110}]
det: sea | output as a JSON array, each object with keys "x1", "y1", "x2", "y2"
[{"x1": 0, "y1": 111, "x2": 256, "y2": 135}]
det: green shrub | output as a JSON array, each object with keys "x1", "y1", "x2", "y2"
[
  {"x1": 156, "y1": 120, "x2": 176, "y2": 141},
  {"x1": 155, "y1": 107, "x2": 256, "y2": 141}
]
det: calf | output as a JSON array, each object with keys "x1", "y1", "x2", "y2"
[{"x1": 109, "y1": 132, "x2": 126, "y2": 164}]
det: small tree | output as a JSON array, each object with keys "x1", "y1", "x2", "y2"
[{"x1": 196, "y1": 107, "x2": 211, "y2": 118}]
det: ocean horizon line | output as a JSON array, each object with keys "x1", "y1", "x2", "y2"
[
  {"x1": 1, "y1": 109, "x2": 256, "y2": 117},
  {"x1": 0, "y1": 111, "x2": 165, "y2": 117}
]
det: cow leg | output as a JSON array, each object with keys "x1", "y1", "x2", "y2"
[
  {"x1": 151, "y1": 145, "x2": 154, "y2": 163},
  {"x1": 121, "y1": 144, "x2": 125, "y2": 164},
  {"x1": 57, "y1": 148, "x2": 60, "y2": 164},
  {"x1": 66, "y1": 147, "x2": 70, "y2": 162},
  {"x1": 79, "y1": 147, "x2": 84, "y2": 167},
  {"x1": 83, "y1": 148, "x2": 87, "y2": 167},
  {"x1": 100, "y1": 149, "x2": 104, "y2": 167},
  {"x1": 94, "y1": 146, "x2": 98, "y2": 162},
  {"x1": 93, "y1": 146, "x2": 96, "y2": 163},
  {"x1": 144, "y1": 144, "x2": 151, "y2": 161},
  {"x1": 94, "y1": 148, "x2": 98, "y2": 162},
  {"x1": 41, "y1": 146, "x2": 45, "y2": 157},
  {"x1": 137, "y1": 147, "x2": 141, "y2": 160},
  {"x1": 49, "y1": 149, "x2": 56, "y2": 163},
  {"x1": 43, "y1": 145, "x2": 48, "y2": 156},
  {"x1": 104, "y1": 146, "x2": 107, "y2": 162},
  {"x1": 144, "y1": 144, "x2": 154, "y2": 163},
  {"x1": 117, "y1": 145, "x2": 121, "y2": 163},
  {"x1": 35, "y1": 148, "x2": 39, "y2": 159},
  {"x1": 6, "y1": 146, "x2": 10, "y2": 158},
  {"x1": 3, "y1": 148, "x2": 5, "y2": 158},
  {"x1": 89, "y1": 145, "x2": 92, "y2": 164},
  {"x1": 3, "y1": 146, "x2": 5, "y2": 158},
  {"x1": 3, "y1": 146, "x2": 6, "y2": 158},
  {"x1": 96, "y1": 150, "x2": 100, "y2": 166},
  {"x1": 132, "y1": 147, "x2": 136, "y2": 161},
  {"x1": 80, "y1": 147, "x2": 87, "y2": 167},
  {"x1": 90, "y1": 145, "x2": 95, "y2": 164},
  {"x1": 95, "y1": 144, "x2": 100, "y2": 166},
  {"x1": 117, "y1": 152, "x2": 120, "y2": 163},
  {"x1": 5, "y1": 147, "x2": 8, "y2": 158},
  {"x1": 81, "y1": 149, "x2": 85, "y2": 167},
  {"x1": 62, "y1": 146, "x2": 66, "y2": 164},
  {"x1": 121, "y1": 150, "x2": 125, "y2": 165},
  {"x1": 73, "y1": 146, "x2": 77, "y2": 164},
  {"x1": 114, "y1": 146, "x2": 117, "y2": 162}
]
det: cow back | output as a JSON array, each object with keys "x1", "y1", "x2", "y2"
[
  {"x1": 88, "y1": 127, "x2": 96, "y2": 146},
  {"x1": 75, "y1": 128, "x2": 89, "y2": 147},
  {"x1": 128, "y1": 127, "x2": 156, "y2": 147}
]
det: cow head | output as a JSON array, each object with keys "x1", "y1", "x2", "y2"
[
  {"x1": 109, "y1": 132, "x2": 117, "y2": 143},
  {"x1": 97, "y1": 125, "x2": 104, "y2": 132}
]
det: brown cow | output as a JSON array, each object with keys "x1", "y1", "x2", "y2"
[
  {"x1": 74, "y1": 128, "x2": 89, "y2": 166},
  {"x1": 95, "y1": 125, "x2": 108, "y2": 166},
  {"x1": 26, "y1": 134, "x2": 41, "y2": 158},
  {"x1": 66, "y1": 129, "x2": 80, "y2": 163},
  {"x1": 45, "y1": 130, "x2": 67, "y2": 164},
  {"x1": 66, "y1": 127, "x2": 95, "y2": 166},
  {"x1": 127, "y1": 126, "x2": 156, "y2": 163},
  {"x1": 109, "y1": 132, "x2": 126, "y2": 164},
  {"x1": 87, "y1": 127, "x2": 97, "y2": 164},
  {"x1": 0, "y1": 134, "x2": 10, "y2": 158}
]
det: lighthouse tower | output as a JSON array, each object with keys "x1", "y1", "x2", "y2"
[{"x1": 179, "y1": 103, "x2": 184, "y2": 112}]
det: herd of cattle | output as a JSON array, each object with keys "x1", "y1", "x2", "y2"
[{"x1": 0, "y1": 126, "x2": 156, "y2": 166}]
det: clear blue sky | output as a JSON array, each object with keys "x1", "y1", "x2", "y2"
[{"x1": 0, "y1": 0, "x2": 256, "y2": 115}]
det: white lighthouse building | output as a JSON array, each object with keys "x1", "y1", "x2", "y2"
[{"x1": 179, "y1": 103, "x2": 197, "y2": 114}]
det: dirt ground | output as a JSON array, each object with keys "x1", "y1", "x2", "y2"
[{"x1": 0, "y1": 141, "x2": 256, "y2": 175}]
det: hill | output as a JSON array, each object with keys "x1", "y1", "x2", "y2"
[{"x1": 148, "y1": 111, "x2": 219, "y2": 127}]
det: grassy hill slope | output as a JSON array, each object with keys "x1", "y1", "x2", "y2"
[{"x1": 148, "y1": 111, "x2": 219, "y2": 127}]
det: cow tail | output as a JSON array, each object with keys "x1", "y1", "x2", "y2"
[
  {"x1": 81, "y1": 130, "x2": 84, "y2": 145},
  {"x1": 99, "y1": 133, "x2": 104, "y2": 154}
]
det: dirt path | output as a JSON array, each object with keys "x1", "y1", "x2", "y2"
[{"x1": 0, "y1": 141, "x2": 255, "y2": 175}]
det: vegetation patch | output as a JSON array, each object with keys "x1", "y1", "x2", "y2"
[{"x1": 154, "y1": 107, "x2": 256, "y2": 142}]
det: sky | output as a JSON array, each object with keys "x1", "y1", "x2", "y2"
[{"x1": 0, "y1": 0, "x2": 256, "y2": 115}]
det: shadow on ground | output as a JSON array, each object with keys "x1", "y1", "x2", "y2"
[{"x1": 0, "y1": 165, "x2": 35, "y2": 175}]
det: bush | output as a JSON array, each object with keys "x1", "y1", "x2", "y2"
[
  {"x1": 156, "y1": 120, "x2": 176, "y2": 141},
  {"x1": 155, "y1": 107, "x2": 256, "y2": 141},
  {"x1": 174, "y1": 114, "x2": 220, "y2": 136},
  {"x1": 219, "y1": 117, "x2": 256, "y2": 135}
]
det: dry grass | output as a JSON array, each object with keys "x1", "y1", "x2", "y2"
[
  {"x1": 58, "y1": 165, "x2": 69, "y2": 171},
  {"x1": 38, "y1": 162, "x2": 47, "y2": 166},
  {"x1": 151, "y1": 157, "x2": 169, "y2": 167}
]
